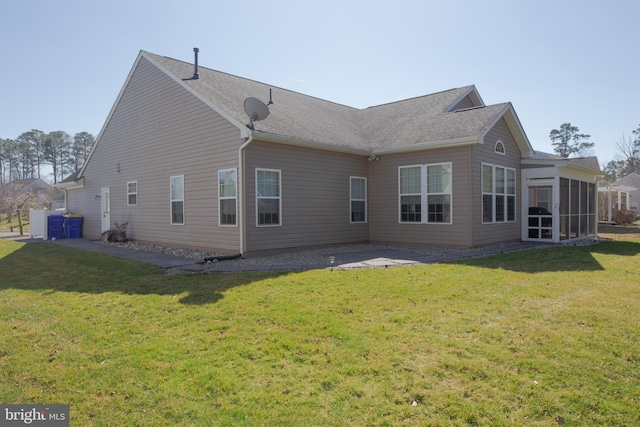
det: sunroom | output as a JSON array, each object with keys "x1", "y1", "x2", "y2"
[{"x1": 521, "y1": 155, "x2": 602, "y2": 243}]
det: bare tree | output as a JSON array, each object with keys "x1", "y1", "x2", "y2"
[
  {"x1": 610, "y1": 124, "x2": 640, "y2": 177},
  {"x1": 615, "y1": 133, "x2": 640, "y2": 175},
  {"x1": 0, "y1": 181, "x2": 53, "y2": 234},
  {"x1": 0, "y1": 138, "x2": 5, "y2": 185}
]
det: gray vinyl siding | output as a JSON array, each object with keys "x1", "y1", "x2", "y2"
[
  {"x1": 449, "y1": 95, "x2": 476, "y2": 111},
  {"x1": 368, "y1": 146, "x2": 474, "y2": 248},
  {"x1": 244, "y1": 141, "x2": 369, "y2": 253},
  {"x1": 471, "y1": 118, "x2": 522, "y2": 246},
  {"x1": 67, "y1": 56, "x2": 242, "y2": 252}
]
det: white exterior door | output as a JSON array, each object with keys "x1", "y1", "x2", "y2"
[
  {"x1": 527, "y1": 186, "x2": 554, "y2": 241},
  {"x1": 521, "y1": 170, "x2": 559, "y2": 243},
  {"x1": 101, "y1": 187, "x2": 111, "y2": 233}
]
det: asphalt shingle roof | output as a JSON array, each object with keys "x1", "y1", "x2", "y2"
[{"x1": 144, "y1": 51, "x2": 514, "y2": 152}]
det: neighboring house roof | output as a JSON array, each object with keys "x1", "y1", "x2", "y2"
[
  {"x1": 8, "y1": 178, "x2": 51, "y2": 193},
  {"x1": 613, "y1": 172, "x2": 640, "y2": 190},
  {"x1": 74, "y1": 50, "x2": 536, "y2": 180}
]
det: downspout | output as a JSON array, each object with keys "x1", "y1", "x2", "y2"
[{"x1": 238, "y1": 132, "x2": 254, "y2": 257}]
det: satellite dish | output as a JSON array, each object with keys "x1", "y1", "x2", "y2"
[{"x1": 244, "y1": 97, "x2": 270, "y2": 129}]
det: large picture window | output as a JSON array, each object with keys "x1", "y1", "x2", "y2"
[
  {"x1": 170, "y1": 175, "x2": 184, "y2": 225},
  {"x1": 256, "y1": 169, "x2": 281, "y2": 226},
  {"x1": 350, "y1": 177, "x2": 367, "y2": 223},
  {"x1": 482, "y1": 164, "x2": 516, "y2": 223},
  {"x1": 399, "y1": 163, "x2": 452, "y2": 224},
  {"x1": 219, "y1": 169, "x2": 237, "y2": 226}
]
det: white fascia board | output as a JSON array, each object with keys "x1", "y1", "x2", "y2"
[
  {"x1": 253, "y1": 131, "x2": 371, "y2": 155},
  {"x1": 55, "y1": 177, "x2": 84, "y2": 190},
  {"x1": 564, "y1": 162, "x2": 605, "y2": 176},
  {"x1": 521, "y1": 158, "x2": 569, "y2": 167},
  {"x1": 599, "y1": 184, "x2": 636, "y2": 192},
  {"x1": 373, "y1": 137, "x2": 478, "y2": 155},
  {"x1": 522, "y1": 158, "x2": 603, "y2": 177},
  {"x1": 142, "y1": 52, "x2": 251, "y2": 139}
]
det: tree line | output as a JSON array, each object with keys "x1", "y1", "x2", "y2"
[{"x1": 0, "y1": 129, "x2": 95, "y2": 185}]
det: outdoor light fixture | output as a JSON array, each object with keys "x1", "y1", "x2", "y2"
[
  {"x1": 329, "y1": 256, "x2": 335, "y2": 270},
  {"x1": 95, "y1": 195, "x2": 101, "y2": 200},
  {"x1": 116, "y1": 163, "x2": 121, "y2": 172}
]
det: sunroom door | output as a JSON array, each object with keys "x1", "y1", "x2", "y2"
[{"x1": 527, "y1": 186, "x2": 553, "y2": 241}]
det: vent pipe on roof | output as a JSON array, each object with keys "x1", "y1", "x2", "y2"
[{"x1": 192, "y1": 47, "x2": 200, "y2": 80}]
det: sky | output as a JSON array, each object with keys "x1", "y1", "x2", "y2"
[{"x1": 1, "y1": 0, "x2": 638, "y2": 169}]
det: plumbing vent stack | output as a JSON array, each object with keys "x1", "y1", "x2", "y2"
[{"x1": 192, "y1": 47, "x2": 199, "y2": 80}]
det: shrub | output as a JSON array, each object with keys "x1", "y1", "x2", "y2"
[{"x1": 612, "y1": 209, "x2": 638, "y2": 225}]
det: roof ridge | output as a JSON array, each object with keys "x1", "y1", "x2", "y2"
[
  {"x1": 144, "y1": 51, "x2": 359, "y2": 111},
  {"x1": 448, "y1": 102, "x2": 509, "y2": 114},
  {"x1": 364, "y1": 86, "x2": 475, "y2": 110}
]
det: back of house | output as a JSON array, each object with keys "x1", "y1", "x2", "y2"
[{"x1": 59, "y1": 49, "x2": 602, "y2": 255}]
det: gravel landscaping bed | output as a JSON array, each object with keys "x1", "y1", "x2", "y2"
[
  {"x1": 97, "y1": 238, "x2": 603, "y2": 274},
  {"x1": 100, "y1": 240, "x2": 448, "y2": 265},
  {"x1": 98, "y1": 240, "x2": 549, "y2": 269}
]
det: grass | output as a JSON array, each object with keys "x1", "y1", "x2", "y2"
[
  {"x1": 0, "y1": 213, "x2": 30, "y2": 234},
  {"x1": 1, "y1": 236, "x2": 639, "y2": 426}
]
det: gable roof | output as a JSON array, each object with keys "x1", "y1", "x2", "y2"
[
  {"x1": 613, "y1": 172, "x2": 640, "y2": 190},
  {"x1": 8, "y1": 178, "x2": 51, "y2": 192},
  {"x1": 75, "y1": 50, "x2": 535, "y2": 180},
  {"x1": 144, "y1": 51, "x2": 533, "y2": 155}
]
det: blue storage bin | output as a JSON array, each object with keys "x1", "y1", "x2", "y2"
[
  {"x1": 47, "y1": 215, "x2": 65, "y2": 240},
  {"x1": 64, "y1": 216, "x2": 84, "y2": 239}
]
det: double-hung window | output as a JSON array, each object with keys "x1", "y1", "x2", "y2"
[
  {"x1": 350, "y1": 177, "x2": 367, "y2": 223},
  {"x1": 399, "y1": 163, "x2": 452, "y2": 224},
  {"x1": 256, "y1": 169, "x2": 281, "y2": 226},
  {"x1": 127, "y1": 181, "x2": 138, "y2": 206},
  {"x1": 482, "y1": 163, "x2": 516, "y2": 223},
  {"x1": 170, "y1": 175, "x2": 184, "y2": 225},
  {"x1": 427, "y1": 164, "x2": 452, "y2": 223},
  {"x1": 400, "y1": 166, "x2": 422, "y2": 222},
  {"x1": 218, "y1": 169, "x2": 237, "y2": 226}
]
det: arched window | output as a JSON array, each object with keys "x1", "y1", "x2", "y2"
[{"x1": 494, "y1": 140, "x2": 506, "y2": 155}]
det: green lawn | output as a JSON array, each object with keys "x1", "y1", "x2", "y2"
[
  {"x1": 1, "y1": 238, "x2": 639, "y2": 426},
  {"x1": 0, "y1": 213, "x2": 30, "y2": 234}
]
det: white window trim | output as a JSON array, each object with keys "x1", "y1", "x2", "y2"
[
  {"x1": 350, "y1": 176, "x2": 367, "y2": 224},
  {"x1": 494, "y1": 140, "x2": 506, "y2": 155},
  {"x1": 127, "y1": 181, "x2": 138, "y2": 206},
  {"x1": 218, "y1": 168, "x2": 238, "y2": 227},
  {"x1": 398, "y1": 164, "x2": 423, "y2": 224},
  {"x1": 482, "y1": 163, "x2": 516, "y2": 224},
  {"x1": 398, "y1": 163, "x2": 453, "y2": 225},
  {"x1": 170, "y1": 175, "x2": 185, "y2": 225},
  {"x1": 256, "y1": 168, "x2": 282, "y2": 227}
]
